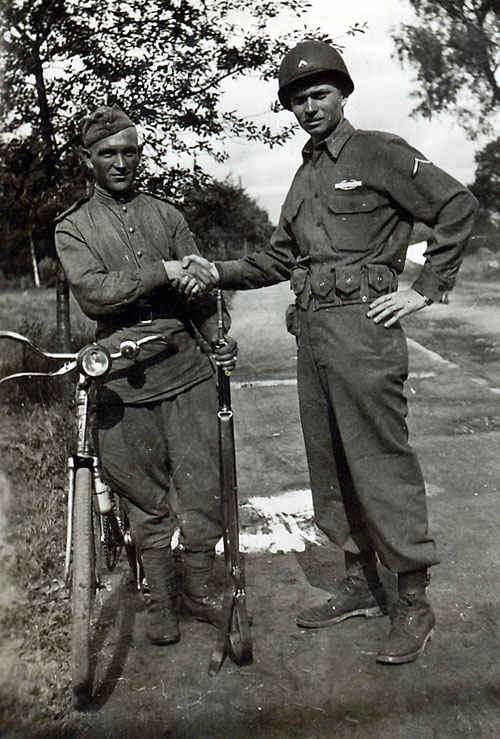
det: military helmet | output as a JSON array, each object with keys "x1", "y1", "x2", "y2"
[{"x1": 278, "y1": 40, "x2": 354, "y2": 109}]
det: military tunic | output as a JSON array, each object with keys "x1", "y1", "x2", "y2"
[
  {"x1": 215, "y1": 118, "x2": 478, "y2": 573},
  {"x1": 55, "y1": 186, "x2": 224, "y2": 552}
]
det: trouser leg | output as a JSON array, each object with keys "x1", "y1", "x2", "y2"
[
  {"x1": 164, "y1": 377, "x2": 222, "y2": 552},
  {"x1": 94, "y1": 401, "x2": 174, "y2": 552},
  {"x1": 162, "y1": 379, "x2": 223, "y2": 624},
  {"x1": 300, "y1": 305, "x2": 439, "y2": 574},
  {"x1": 297, "y1": 318, "x2": 375, "y2": 556}
]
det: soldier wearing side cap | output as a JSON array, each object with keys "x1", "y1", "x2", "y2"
[
  {"x1": 184, "y1": 41, "x2": 478, "y2": 664},
  {"x1": 55, "y1": 104, "x2": 237, "y2": 646}
]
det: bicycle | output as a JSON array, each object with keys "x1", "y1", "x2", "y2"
[{"x1": 0, "y1": 330, "x2": 167, "y2": 706}]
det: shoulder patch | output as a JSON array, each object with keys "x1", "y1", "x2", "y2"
[
  {"x1": 412, "y1": 157, "x2": 432, "y2": 177},
  {"x1": 53, "y1": 197, "x2": 88, "y2": 224}
]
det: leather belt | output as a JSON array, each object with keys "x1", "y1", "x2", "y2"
[{"x1": 291, "y1": 262, "x2": 398, "y2": 310}]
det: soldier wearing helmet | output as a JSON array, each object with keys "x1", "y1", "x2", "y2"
[
  {"x1": 183, "y1": 40, "x2": 478, "y2": 665},
  {"x1": 277, "y1": 40, "x2": 354, "y2": 109}
]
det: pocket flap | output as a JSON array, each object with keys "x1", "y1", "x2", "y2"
[
  {"x1": 368, "y1": 265, "x2": 393, "y2": 293},
  {"x1": 310, "y1": 269, "x2": 335, "y2": 298},
  {"x1": 335, "y1": 269, "x2": 361, "y2": 296},
  {"x1": 326, "y1": 191, "x2": 382, "y2": 214}
]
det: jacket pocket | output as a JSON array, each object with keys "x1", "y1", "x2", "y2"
[{"x1": 326, "y1": 191, "x2": 383, "y2": 214}]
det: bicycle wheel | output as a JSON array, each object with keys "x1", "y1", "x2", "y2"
[{"x1": 71, "y1": 466, "x2": 95, "y2": 705}]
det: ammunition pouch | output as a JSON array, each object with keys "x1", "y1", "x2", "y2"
[
  {"x1": 290, "y1": 262, "x2": 397, "y2": 310},
  {"x1": 285, "y1": 303, "x2": 300, "y2": 338}
]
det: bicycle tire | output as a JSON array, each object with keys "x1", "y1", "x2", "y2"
[{"x1": 71, "y1": 466, "x2": 95, "y2": 705}]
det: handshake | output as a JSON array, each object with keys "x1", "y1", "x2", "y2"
[{"x1": 165, "y1": 255, "x2": 220, "y2": 299}]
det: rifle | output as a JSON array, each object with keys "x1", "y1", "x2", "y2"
[{"x1": 209, "y1": 290, "x2": 253, "y2": 675}]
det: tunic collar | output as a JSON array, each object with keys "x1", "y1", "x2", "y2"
[
  {"x1": 93, "y1": 184, "x2": 137, "y2": 205},
  {"x1": 302, "y1": 118, "x2": 355, "y2": 161}
]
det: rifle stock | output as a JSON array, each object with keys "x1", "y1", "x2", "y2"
[{"x1": 208, "y1": 290, "x2": 252, "y2": 675}]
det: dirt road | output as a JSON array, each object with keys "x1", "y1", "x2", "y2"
[{"x1": 4, "y1": 276, "x2": 500, "y2": 738}]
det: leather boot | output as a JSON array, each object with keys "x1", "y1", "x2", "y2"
[
  {"x1": 182, "y1": 550, "x2": 222, "y2": 628},
  {"x1": 296, "y1": 551, "x2": 387, "y2": 628},
  {"x1": 142, "y1": 548, "x2": 180, "y2": 645},
  {"x1": 376, "y1": 568, "x2": 435, "y2": 664}
]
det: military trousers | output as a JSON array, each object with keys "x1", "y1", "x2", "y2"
[
  {"x1": 94, "y1": 377, "x2": 221, "y2": 553},
  {"x1": 297, "y1": 302, "x2": 439, "y2": 574}
]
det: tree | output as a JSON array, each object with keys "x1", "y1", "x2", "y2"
[
  {"x1": 182, "y1": 177, "x2": 274, "y2": 260},
  {"x1": 392, "y1": 1, "x2": 499, "y2": 139},
  {"x1": 0, "y1": 0, "x2": 340, "y2": 211},
  {"x1": 469, "y1": 137, "x2": 500, "y2": 217},
  {"x1": 0, "y1": 0, "x2": 365, "y2": 280},
  {"x1": 468, "y1": 136, "x2": 500, "y2": 249}
]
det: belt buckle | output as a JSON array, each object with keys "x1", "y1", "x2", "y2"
[{"x1": 138, "y1": 308, "x2": 153, "y2": 325}]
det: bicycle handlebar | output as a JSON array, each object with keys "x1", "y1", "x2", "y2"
[{"x1": 0, "y1": 331, "x2": 168, "y2": 384}]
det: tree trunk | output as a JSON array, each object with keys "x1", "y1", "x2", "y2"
[
  {"x1": 29, "y1": 226, "x2": 41, "y2": 288},
  {"x1": 56, "y1": 264, "x2": 72, "y2": 404}
]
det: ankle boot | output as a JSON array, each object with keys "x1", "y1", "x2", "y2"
[
  {"x1": 182, "y1": 550, "x2": 222, "y2": 628},
  {"x1": 376, "y1": 568, "x2": 435, "y2": 664},
  {"x1": 345, "y1": 550, "x2": 380, "y2": 586},
  {"x1": 142, "y1": 548, "x2": 180, "y2": 645},
  {"x1": 296, "y1": 551, "x2": 387, "y2": 629}
]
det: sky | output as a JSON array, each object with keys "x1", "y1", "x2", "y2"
[{"x1": 198, "y1": 0, "x2": 488, "y2": 224}]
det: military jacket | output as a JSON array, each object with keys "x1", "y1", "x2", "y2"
[
  {"x1": 216, "y1": 118, "x2": 478, "y2": 304},
  {"x1": 55, "y1": 187, "x2": 219, "y2": 404}
]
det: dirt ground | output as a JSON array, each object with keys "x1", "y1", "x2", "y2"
[{"x1": 2, "y1": 273, "x2": 500, "y2": 738}]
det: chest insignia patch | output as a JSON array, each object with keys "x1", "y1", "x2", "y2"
[
  {"x1": 334, "y1": 179, "x2": 363, "y2": 190},
  {"x1": 412, "y1": 157, "x2": 432, "y2": 177}
]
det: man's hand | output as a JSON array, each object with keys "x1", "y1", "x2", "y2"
[
  {"x1": 182, "y1": 255, "x2": 220, "y2": 291},
  {"x1": 366, "y1": 289, "x2": 429, "y2": 328},
  {"x1": 163, "y1": 260, "x2": 201, "y2": 298},
  {"x1": 213, "y1": 335, "x2": 238, "y2": 373}
]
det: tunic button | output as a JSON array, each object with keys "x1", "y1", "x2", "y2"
[
  {"x1": 129, "y1": 226, "x2": 135, "y2": 233},
  {"x1": 137, "y1": 250, "x2": 143, "y2": 258},
  {"x1": 122, "y1": 206, "x2": 127, "y2": 212},
  {"x1": 346, "y1": 275, "x2": 352, "y2": 284},
  {"x1": 362, "y1": 296, "x2": 368, "y2": 302}
]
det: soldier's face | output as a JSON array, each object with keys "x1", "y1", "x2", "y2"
[
  {"x1": 290, "y1": 80, "x2": 345, "y2": 142},
  {"x1": 83, "y1": 127, "x2": 140, "y2": 194}
]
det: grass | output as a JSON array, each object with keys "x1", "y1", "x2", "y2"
[
  {"x1": 0, "y1": 405, "x2": 75, "y2": 732},
  {"x1": 0, "y1": 288, "x2": 93, "y2": 733},
  {"x1": 0, "y1": 285, "x2": 234, "y2": 733}
]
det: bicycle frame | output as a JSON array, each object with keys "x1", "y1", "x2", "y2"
[
  {"x1": 0, "y1": 330, "x2": 166, "y2": 590},
  {"x1": 63, "y1": 374, "x2": 124, "y2": 585}
]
